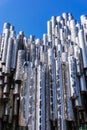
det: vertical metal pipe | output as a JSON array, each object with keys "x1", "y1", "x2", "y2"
[
  {"x1": 70, "y1": 20, "x2": 76, "y2": 42},
  {"x1": 15, "y1": 50, "x2": 25, "y2": 83},
  {"x1": 80, "y1": 74, "x2": 87, "y2": 93},
  {"x1": 36, "y1": 65, "x2": 45, "y2": 130},
  {"x1": 68, "y1": 56, "x2": 78, "y2": 99},
  {"x1": 11, "y1": 38, "x2": 19, "y2": 71},
  {"x1": 2, "y1": 28, "x2": 9, "y2": 64},
  {"x1": 78, "y1": 29, "x2": 87, "y2": 69},
  {"x1": 55, "y1": 55, "x2": 67, "y2": 130},
  {"x1": 19, "y1": 62, "x2": 30, "y2": 127},
  {"x1": 5, "y1": 38, "x2": 13, "y2": 74},
  {"x1": 47, "y1": 20, "x2": 52, "y2": 42},
  {"x1": 45, "y1": 65, "x2": 51, "y2": 130}
]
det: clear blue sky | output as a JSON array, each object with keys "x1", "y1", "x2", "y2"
[{"x1": 0, "y1": 0, "x2": 87, "y2": 38}]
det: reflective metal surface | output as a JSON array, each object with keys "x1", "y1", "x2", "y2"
[{"x1": 0, "y1": 13, "x2": 87, "y2": 130}]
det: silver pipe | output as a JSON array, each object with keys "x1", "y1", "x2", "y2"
[
  {"x1": 36, "y1": 65, "x2": 45, "y2": 130},
  {"x1": 47, "y1": 20, "x2": 52, "y2": 42},
  {"x1": 19, "y1": 62, "x2": 30, "y2": 127},
  {"x1": 15, "y1": 50, "x2": 25, "y2": 83},
  {"x1": 62, "y1": 13, "x2": 68, "y2": 21},
  {"x1": 4, "y1": 76, "x2": 9, "y2": 84},
  {"x1": 74, "y1": 45, "x2": 82, "y2": 76},
  {"x1": 80, "y1": 74, "x2": 87, "y2": 93},
  {"x1": 8, "y1": 89, "x2": 13, "y2": 123},
  {"x1": 13, "y1": 83, "x2": 19, "y2": 95},
  {"x1": 78, "y1": 29, "x2": 87, "y2": 69},
  {"x1": 61, "y1": 53, "x2": 74, "y2": 121},
  {"x1": 11, "y1": 38, "x2": 19, "y2": 70},
  {"x1": 55, "y1": 56, "x2": 67, "y2": 130},
  {"x1": 51, "y1": 16, "x2": 56, "y2": 35},
  {"x1": 13, "y1": 96, "x2": 19, "y2": 116},
  {"x1": 68, "y1": 56, "x2": 78, "y2": 99},
  {"x1": 30, "y1": 42, "x2": 35, "y2": 62},
  {"x1": 43, "y1": 34, "x2": 48, "y2": 46},
  {"x1": 3, "y1": 84, "x2": 10, "y2": 94},
  {"x1": 70, "y1": 20, "x2": 76, "y2": 42},
  {"x1": 45, "y1": 66, "x2": 51, "y2": 130},
  {"x1": 4, "y1": 102, "x2": 9, "y2": 116},
  {"x1": 2, "y1": 28, "x2": 9, "y2": 64},
  {"x1": 5, "y1": 38, "x2": 13, "y2": 74}
]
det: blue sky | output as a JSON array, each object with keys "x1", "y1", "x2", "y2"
[{"x1": 0, "y1": 0, "x2": 87, "y2": 38}]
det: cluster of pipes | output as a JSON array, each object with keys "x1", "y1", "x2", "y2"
[{"x1": 0, "y1": 12, "x2": 87, "y2": 130}]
